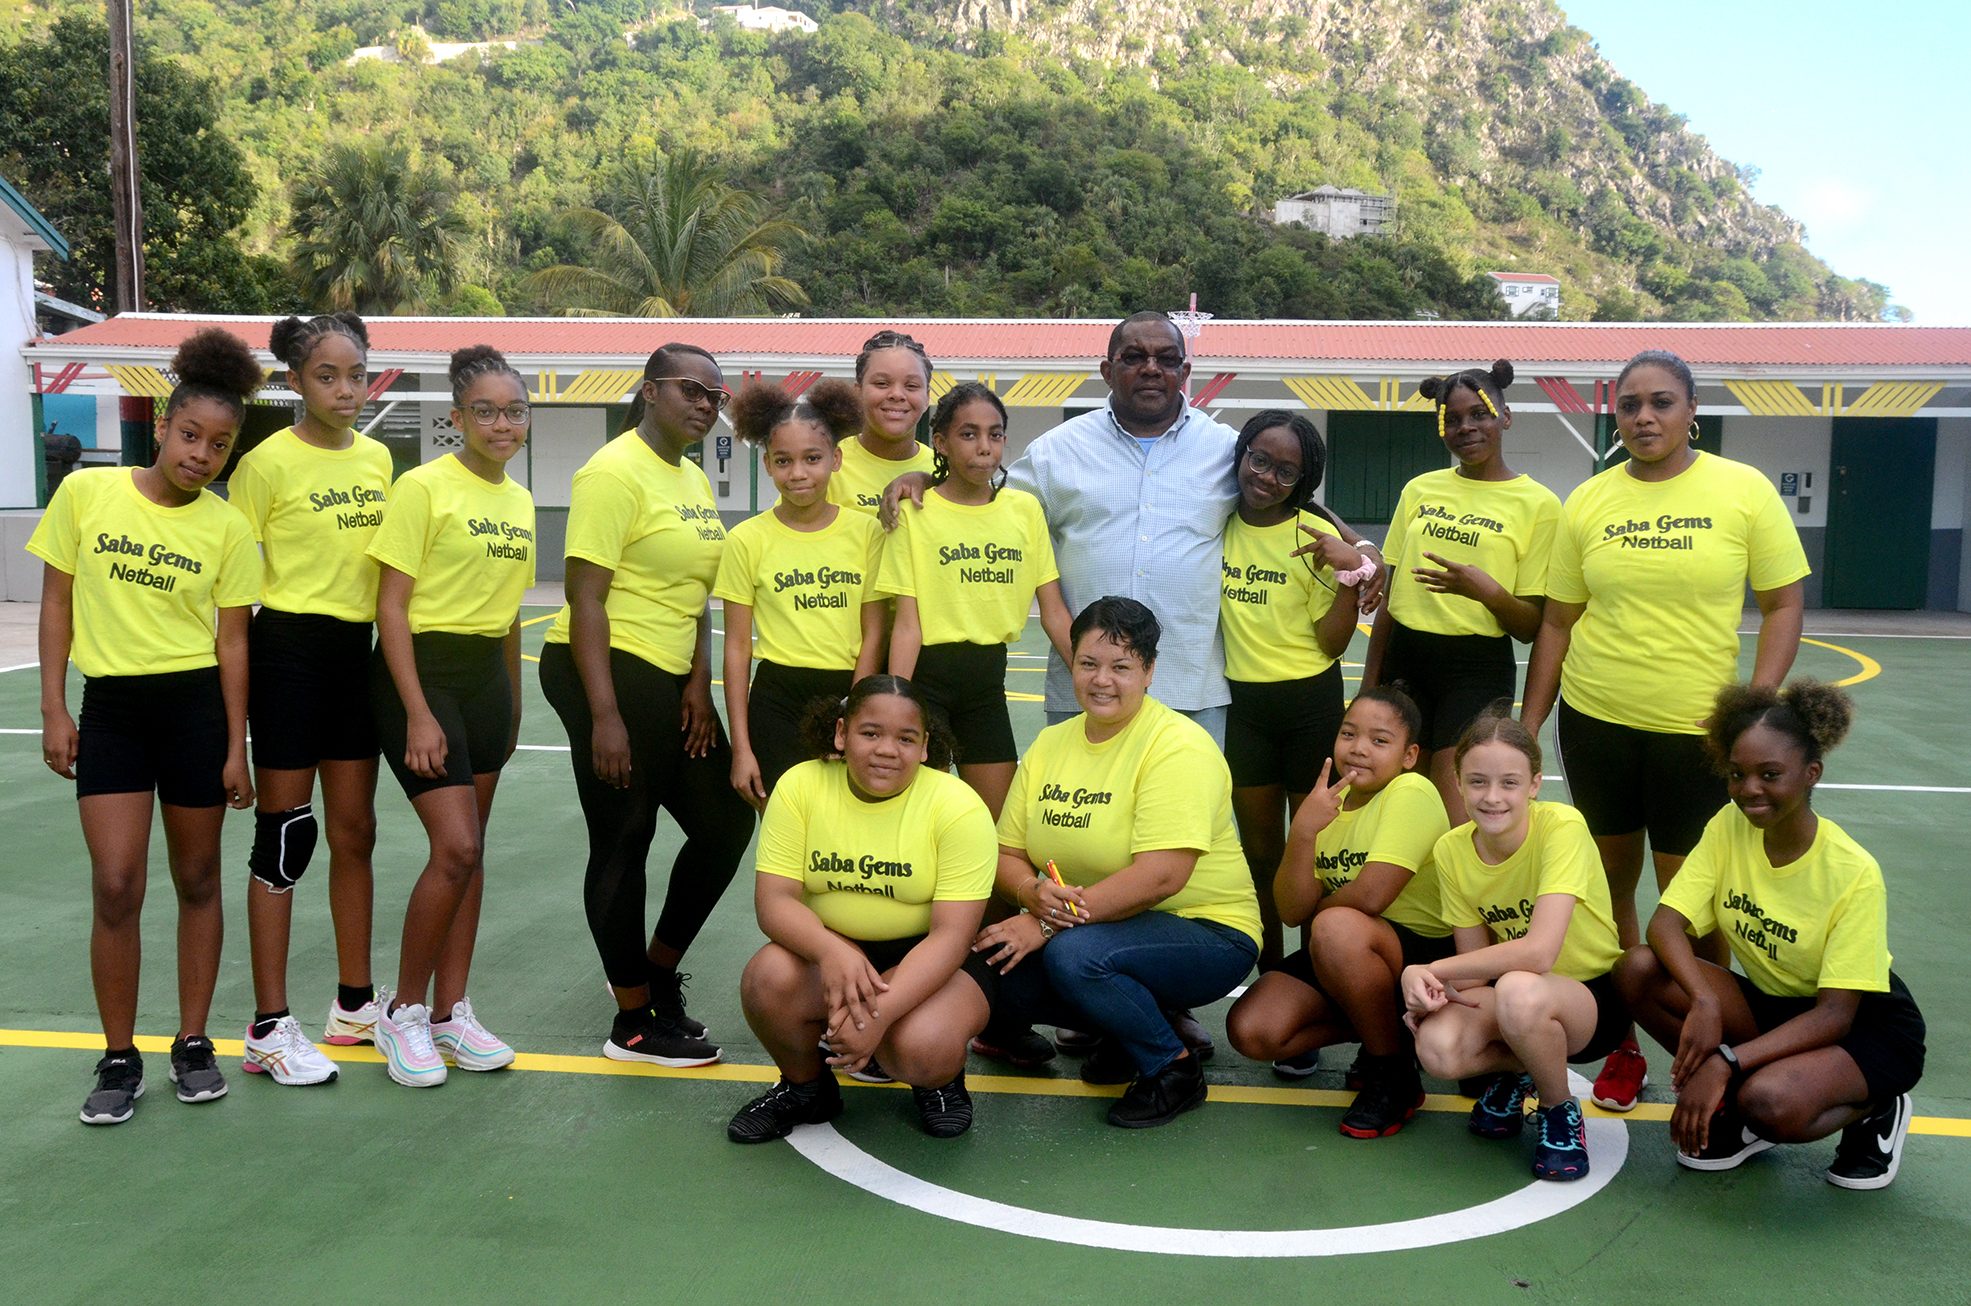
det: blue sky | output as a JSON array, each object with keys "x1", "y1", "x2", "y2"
[{"x1": 1557, "y1": 0, "x2": 1969, "y2": 324}]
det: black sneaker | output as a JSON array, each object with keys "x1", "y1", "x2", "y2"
[
  {"x1": 1676, "y1": 1107, "x2": 1777, "y2": 1172},
  {"x1": 604, "y1": 1007, "x2": 721, "y2": 1068},
  {"x1": 648, "y1": 967, "x2": 709, "y2": 1041},
  {"x1": 969, "y1": 1024, "x2": 1057, "y2": 1069},
  {"x1": 913, "y1": 1074, "x2": 974, "y2": 1138},
  {"x1": 79, "y1": 1052, "x2": 145, "y2": 1125},
  {"x1": 168, "y1": 1036, "x2": 228, "y2": 1104},
  {"x1": 1826, "y1": 1093, "x2": 1912, "y2": 1190},
  {"x1": 1531, "y1": 1098, "x2": 1591, "y2": 1181},
  {"x1": 1165, "y1": 1008, "x2": 1216, "y2": 1064},
  {"x1": 1051, "y1": 1026, "x2": 1100, "y2": 1055},
  {"x1": 1078, "y1": 1038, "x2": 1137, "y2": 1085},
  {"x1": 1468, "y1": 1072, "x2": 1535, "y2": 1140},
  {"x1": 728, "y1": 1075, "x2": 844, "y2": 1144},
  {"x1": 817, "y1": 1038, "x2": 894, "y2": 1083},
  {"x1": 1107, "y1": 1054, "x2": 1207, "y2": 1129},
  {"x1": 1338, "y1": 1055, "x2": 1423, "y2": 1139}
]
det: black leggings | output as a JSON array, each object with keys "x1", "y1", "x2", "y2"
[{"x1": 539, "y1": 642, "x2": 756, "y2": 985}]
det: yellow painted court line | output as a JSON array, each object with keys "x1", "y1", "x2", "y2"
[
  {"x1": 1801, "y1": 636, "x2": 1882, "y2": 688},
  {"x1": 4, "y1": 1028, "x2": 1964, "y2": 1137},
  {"x1": 519, "y1": 613, "x2": 559, "y2": 629}
]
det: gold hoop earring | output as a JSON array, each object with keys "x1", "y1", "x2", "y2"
[{"x1": 1688, "y1": 419, "x2": 1701, "y2": 444}]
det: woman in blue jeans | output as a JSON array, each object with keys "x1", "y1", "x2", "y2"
[{"x1": 974, "y1": 597, "x2": 1261, "y2": 1128}]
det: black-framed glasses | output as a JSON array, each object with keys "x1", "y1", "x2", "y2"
[
  {"x1": 466, "y1": 402, "x2": 531, "y2": 426},
  {"x1": 1244, "y1": 448, "x2": 1301, "y2": 486},
  {"x1": 1112, "y1": 348, "x2": 1186, "y2": 371},
  {"x1": 649, "y1": 376, "x2": 733, "y2": 410}
]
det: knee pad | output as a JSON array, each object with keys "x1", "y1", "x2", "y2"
[{"x1": 249, "y1": 805, "x2": 318, "y2": 894}]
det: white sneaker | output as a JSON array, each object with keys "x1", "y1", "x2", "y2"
[
  {"x1": 323, "y1": 995, "x2": 382, "y2": 1046},
  {"x1": 374, "y1": 990, "x2": 447, "y2": 1088},
  {"x1": 242, "y1": 1016, "x2": 340, "y2": 1086},
  {"x1": 431, "y1": 998, "x2": 516, "y2": 1072}
]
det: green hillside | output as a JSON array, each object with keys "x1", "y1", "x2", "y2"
[{"x1": 0, "y1": 0, "x2": 1893, "y2": 321}]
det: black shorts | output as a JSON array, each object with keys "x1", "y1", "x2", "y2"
[
  {"x1": 856, "y1": 931, "x2": 997, "y2": 1006},
  {"x1": 75, "y1": 668, "x2": 228, "y2": 807},
  {"x1": 750, "y1": 661, "x2": 853, "y2": 792},
  {"x1": 1734, "y1": 971, "x2": 1927, "y2": 1100},
  {"x1": 249, "y1": 608, "x2": 378, "y2": 770},
  {"x1": 1271, "y1": 919, "x2": 1456, "y2": 988},
  {"x1": 913, "y1": 641, "x2": 1015, "y2": 766},
  {"x1": 1226, "y1": 664, "x2": 1344, "y2": 791},
  {"x1": 1567, "y1": 971, "x2": 1632, "y2": 1065},
  {"x1": 1379, "y1": 622, "x2": 1517, "y2": 752},
  {"x1": 371, "y1": 633, "x2": 512, "y2": 800},
  {"x1": 1554, "y1": 698, "x2": 1724, "y2": 854}
]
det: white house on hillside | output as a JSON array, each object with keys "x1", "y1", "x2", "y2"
[
  {"x1": 711, "y1": 6, "x2": 818, "y2": 33},
  {"x1": 1272, "y1": 186, "x2": 1395, "y2": 238},
  {"x1": 1489, "y1": 272, "x2": 1562, "y2": 318}
]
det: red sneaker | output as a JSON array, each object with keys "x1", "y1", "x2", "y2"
[{"x1": 1590, "y1": 1037, "x2": 1649, "y2": 1111}]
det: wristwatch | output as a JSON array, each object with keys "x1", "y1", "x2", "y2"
[
  {"x1": 1715, "y1": 1043, "x2": 1742, "y2": 1075},
  {"x1": 1020, "y1": 907, "x2": 1055, "y2": 940}
]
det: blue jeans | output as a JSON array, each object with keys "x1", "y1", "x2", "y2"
[
  {"x1": 993, "y1": 911, "x2": 1257, "y2": 1077},
  {"x1": 1045, "y1": 704, "x2": 1228, "y2": 748}
]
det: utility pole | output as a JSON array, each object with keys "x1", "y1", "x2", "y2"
[{"x1": 107, "y1": 0, "x2": 144, "y2": 312}]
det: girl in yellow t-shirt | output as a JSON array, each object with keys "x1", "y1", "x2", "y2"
[
  {"x1": 881, "y1": 382, "x2": 1073, "y2": 819},
  {"x1": 727, "y1": 676, "x2": 998, "y2": 1143},
  {"x1": 1521, "y1": 348, "x2": 1809, "y2": 1113},
  {"x1": 1404, "y1": 712, "x2": 1628, "y2": 1183},
  {"x1": 1218, "y1": 409, "x2": 1367, "y2": 971},
  {"x1": 718, "y1": 379, "x2": 885, "y2": 804},
  {"x1": 230, "y1": 312, "x2": 394, "y2": 1086},
  {"x1": 1364, "y1": 360, "x2": 1560, "y2": 824},
  {"x1": 365, "y1": 346, "x2": 536, "y2": 1090},
  {"x1": 1226, "y1": 687, "x2": 1451, "y2": 1139},
  {"x1": 831, "y1": 329, "x2": 937, "y2": 515},
  {"x1": 1615, "y1": 681, "x2": 1925, "y2": 1189},
  {"x1": 30, "y1": 329, "x2": 264, "y2": 1125},
  {"x1": 538, "y1": 344, "x2": 756, "y2": 1070}
]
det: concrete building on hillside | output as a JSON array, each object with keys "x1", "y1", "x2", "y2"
[
  {"x1": 711, "y1": 6, "x2": 819, "y2": 34},
  {"x1": 1273, "y1": 187, "x2": 1395, "y2": 239},
  {"x1": 13, "y1": 316, "x2": 1971, "y2": 614},
  {"x1": 1490, "y1": 272, "x2": 1562, "y2": 319}
]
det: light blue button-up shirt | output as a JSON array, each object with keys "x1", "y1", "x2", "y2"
[{"x1": 1006, "y1": 401, "x2": 1241, "y2": 712}]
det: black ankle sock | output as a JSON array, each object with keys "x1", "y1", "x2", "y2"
[
  {"x1": 104, "y1": 1046, "x2": 139, "y2": 1062},
  {"x1": 251, "y1": 1009, "x2": 290, "y2": 1038},
  {"x1": 338, "y1": 983, "x2": 375, "y2": 1011}
]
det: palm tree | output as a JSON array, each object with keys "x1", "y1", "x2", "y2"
[
  {"x1": 288, "y1": 140, "x2": 468, "y2": 313},
  {"x1": 525, "y1": 152, "x2": 809, "y2": 317}
]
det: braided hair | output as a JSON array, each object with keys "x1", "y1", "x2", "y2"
[
  {"x1": 927, "y1": 382, "x2": 1009, "y2": 496},
  {"x1": 1418, "y1": 360, "x2": 1514, "y2": 441},
  {"x1": 269, "y1": 312, "x2": 369, "y2": 372}
]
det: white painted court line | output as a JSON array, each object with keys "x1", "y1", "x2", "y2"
[{"x1": 1536, "y1": 774, "x2": 1969, "y2": 795}]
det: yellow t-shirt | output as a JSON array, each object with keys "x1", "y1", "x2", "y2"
[
  {"x1": 1434, "y1": 801, "x2": 1623, "y2": 982},
  {"x1": 1386, "y1": 470, "x2": 1562, "y2": 638},
  {"x1": 26, "y1": 467, "x2": 261, "y2": 677},
  {"x1": 828, "y1": 437, "x2": 936, "y2": 516},
  {"x1": 228, "y1": 427, "x2": 393, "y2": 622},
  {"x1": 1545, "y1": 453, "x2": 1809, "y2": 734},
  {"x1": 997, "y1": 697, "x2": 1261, "y2": 944},
  {"x1": 366, "y1": 454, "x2": 535, "y2": 638},
  {"x1": 1313, "y1": 771, "x2": 1451, "y2": 936},
  {"x1": 544, "y1": 435, "x2": 725, "y2": 674},
  {"x1": 1219, "y1": 511, "x2": 1344, "y2": 683},
  {"x1": 756, "y1": 760, "x2": 998, "y2": 941},
  {"x1": 714, "y1": 508, "x2": 883, "y2": 671},
  {"x1": 1659, "y1": 807, "x2": 1890, "y2": 998},
  {"x1": 876, "y1": 488, "x2": 1060, "y2": 646}
]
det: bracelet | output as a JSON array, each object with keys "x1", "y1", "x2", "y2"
[
  {"x1": 1336, "y1": 555, "x2": 1378, "y2": 588},
  {"x1": 1715, "y1": 1043, "x2": 1742, "y2": 1076}
]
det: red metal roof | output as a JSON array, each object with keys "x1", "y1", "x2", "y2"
[
  {"x1": 33, "y1": 314, "x2": 1971, "y2": 370},
  {"x1": 1487, "y1": 272, "x2": 1561, "y2": 285}
]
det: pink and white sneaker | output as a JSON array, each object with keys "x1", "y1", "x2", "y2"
[
  {"x1": 323, "y1": 994, "x2": 382, "y2": 1047},
  {"x1": 431, "y1": 998, "x2": 515, "y2": 1072},
  {"x1": 374, "y1": 990, "x2": 447, "y2": 1088}
]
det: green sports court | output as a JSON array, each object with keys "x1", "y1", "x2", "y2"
[{"x1": 2, "y1": 601, "x2": 1966, "y2": 1303}]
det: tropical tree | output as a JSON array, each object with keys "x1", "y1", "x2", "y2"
[
  {"x1": 288, "y1": 140, "x2": 469, "y2": 313},
  {"x1": 525, "y1": 152, "x2": 809, "y2": 317}
]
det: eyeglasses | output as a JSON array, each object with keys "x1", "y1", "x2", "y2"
[
  {"x1": 465, "y1": 402, "x2": 531, "y2": 426},
  {"x1": 1112, "y1": 348, "x2": 1186, "y2": 372},
  {"x1": 650, "y1": 377, "x2": 733, "y2": 410},
  {"x1": 1244, "y1": 448, "x2": 1301, "y2": 486}
]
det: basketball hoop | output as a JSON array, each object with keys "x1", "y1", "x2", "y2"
[{"x1": 1168, "y1": 293, "x2": 1212, "y2": 342}]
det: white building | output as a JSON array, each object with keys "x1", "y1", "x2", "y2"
[
  {"x1": 1489, "y1": 272, "x2": 1562, "y2": 319},
  {"x1": 1272, "y1": 186, "x2": 1395, "y2": 239},
  {"x1": 0, "y1": 176, "x2": 67, "y2": 510},
  {"x1": 711, "y1": 6, "x2": 819, "y2": 34}
]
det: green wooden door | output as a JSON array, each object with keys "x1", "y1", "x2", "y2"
[
  {"x1": 1823, "y1": 417, "x2": 1935, "y2": 609},
  {"x1": 1325, "y1": 410, "x2": 1445, "y2": 524}
]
